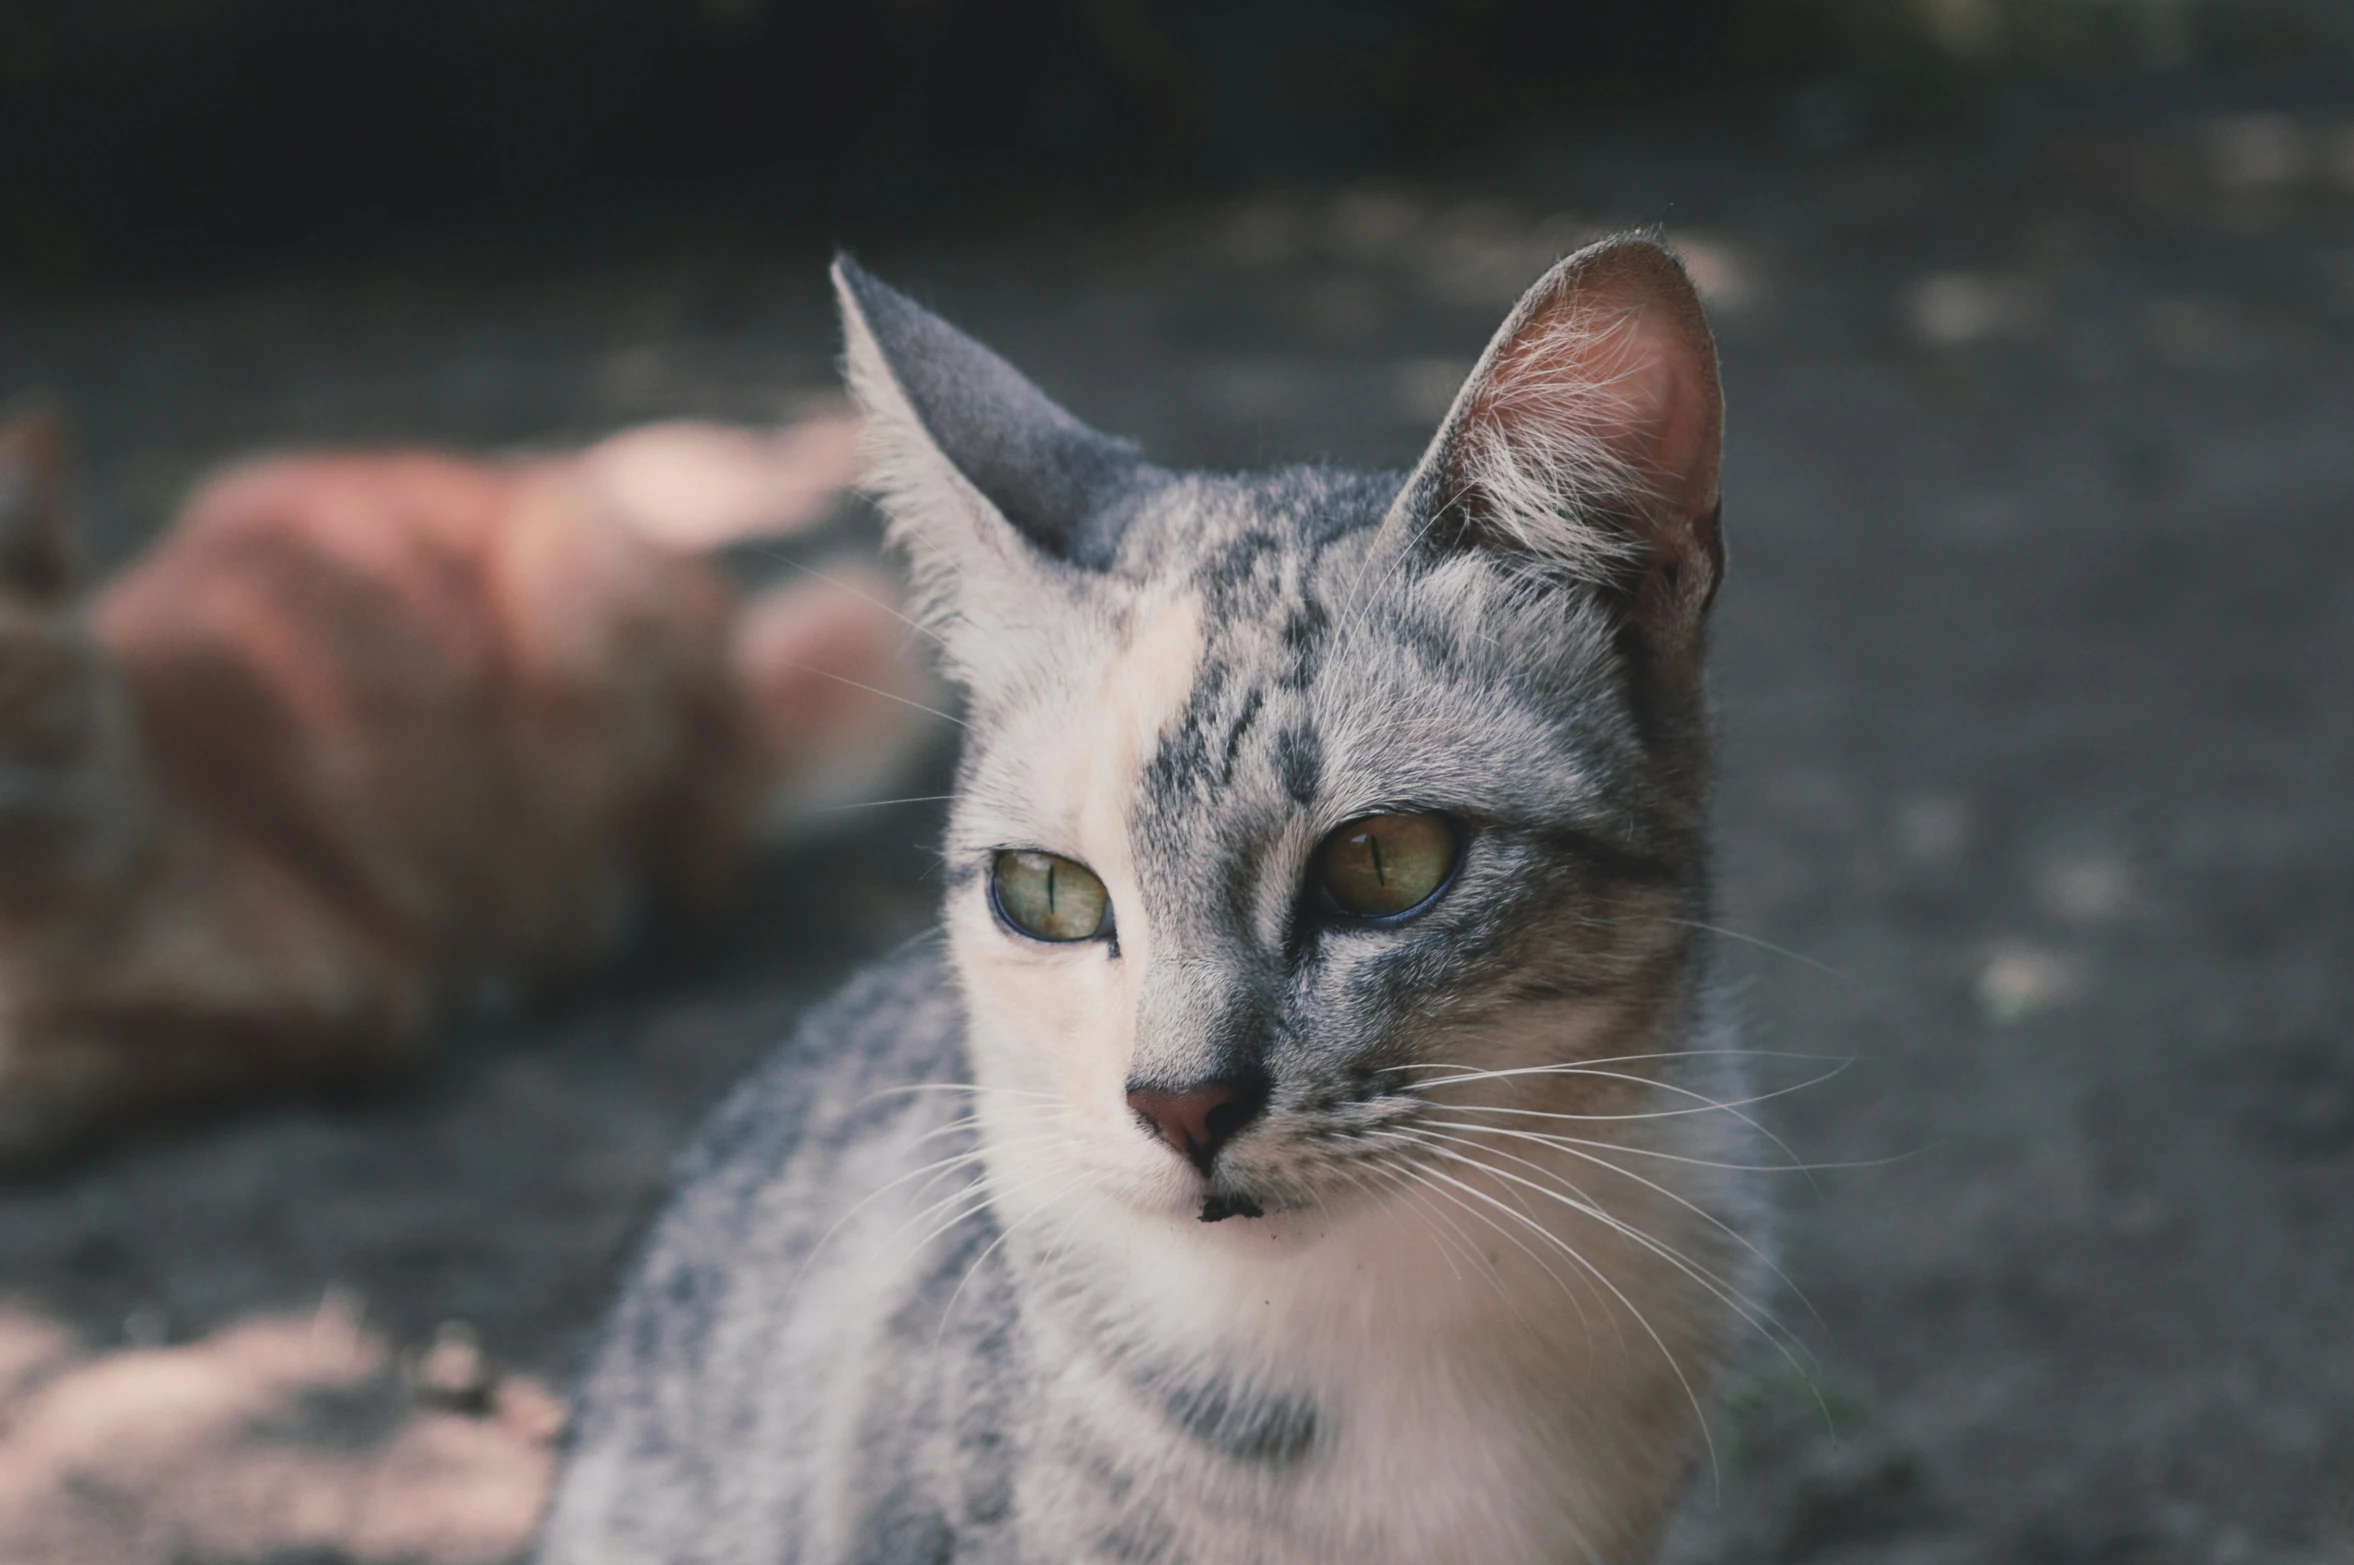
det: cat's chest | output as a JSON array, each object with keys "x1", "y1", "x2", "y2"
[
  {"x1": 1021, "y1": 1236, "x2": 1655, "y2": 1565},
  {"x1": 1291, "y1": 1363, "x2": 1580, "y2": 1564}
]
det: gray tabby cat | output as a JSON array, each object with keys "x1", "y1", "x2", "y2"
[{"x1": 539, "y1": 233, "x2": 1763, "y2": 1565}]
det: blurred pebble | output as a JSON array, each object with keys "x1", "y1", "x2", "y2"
[
  {"x1": 411, "y1": 1320, "x2": 496, "y2": 1414},
  {"x1": 1975, "y1": 944, "x2": 2085, "y2": 1025},
  {"x1": 1906, "y1": 271, "x2": 2039, "y2": 347},
  {"x1": 1674, "y1": 235, "x2": 1762, "y2": 316},
  {"x1": 1327, "y1": 188, "x2": 1423, "y2": 257},
  {"x1": 1919, "y1": 0, "x2": 2004, "y2": 62},
  {"x1": 122, "y1": 1302, "x2": 169, "y2": 1349},
  {"x1": 2201, "y1": 114, "x2": 2305, "y2": 192},
  {"x1": 1896, "y1": 793, "x2": 1975, "y2": 865},
  {"x1": 2042, "y1": 856, "x2": 2131, "y2": 922}
]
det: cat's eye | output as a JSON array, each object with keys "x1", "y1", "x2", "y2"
[
  {"x1": 991, "y1": 850, "x2": 1114, "y2": 943},
  {"x1": 1313, "y1": 812, "x2": 1459, "y2": 920}
]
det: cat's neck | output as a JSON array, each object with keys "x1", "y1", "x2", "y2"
[{"x1": 981, "y1": 1061, "x2": 1733, "y2": 1564}]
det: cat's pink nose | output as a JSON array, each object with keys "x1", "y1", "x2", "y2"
[{"x1": 1127, "y1": 1080, "x2": 1260, "y2": 1173}]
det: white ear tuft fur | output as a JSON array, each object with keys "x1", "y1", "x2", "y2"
[
  {"x1": 1448, "y1": 298, "x2": 1664, "y2": 579},
  {"x1": 1400, "y1": 235, "x2": 1724, "y2": 621},
  {"x1": 831, "y1": 259, "x2": 1056, "y2": 681}
]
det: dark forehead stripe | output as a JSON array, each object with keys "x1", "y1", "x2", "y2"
[
  {"x1": 1123, "y1": 467, "x2": 1394, "y2": 877},
  {"x1": 1217, "y1": 687, "x2": 1264, "y2": 786},
  {"x1": 1140, "y1": 658, "x2": 1234, "y2": 812},
  {"x1": 1134, "y1": 660, "x2": 1276, "y2": 927},
  {"x1": 1392, "y1": 593, "x2": 1476, "y2": 674},
  {"x1": 1273, "y1": 724, "x2": 1320, "y2": 806},
  {"x1": 1134, "y1": 666, "x2": 1274, "y2": 928},
  {"x1": 1274, "y1": 592, "x2": 1329, "y2": 692},
  {"x1": 1193, "y1": 529, "x2": 1280, "y2": 607},
  {"x1": 1136, "y1": 538, "x2": 1307, "y2": 816}
]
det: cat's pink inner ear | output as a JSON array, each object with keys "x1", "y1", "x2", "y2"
[
  {"x1": 1438, "y1": 241, "x2": 1726, "y2": 661},
  {"x1": 1469, "y1": 242, "x2": 1723, "y2": 548}
]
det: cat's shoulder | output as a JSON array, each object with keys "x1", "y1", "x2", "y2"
[
  {"x1": 664, "y1": 933, "x2": 965, "y2": 1207},
  {"x1": 562, "y1": 936, "x2": 965, "y2": 1420}
]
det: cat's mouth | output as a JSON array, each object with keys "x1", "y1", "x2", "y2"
[
  {"x1": 1173, "y1": 1115, "x2": 1421, "y2": 1225},
  {"x1": 1196, "y1": 1188, "x2": 1265, "y2": 1223}
]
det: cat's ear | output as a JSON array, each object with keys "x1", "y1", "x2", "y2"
[
  {"x1": 832, "y1": 259, "x2": 1161, "y2": 626},
  {"x1": 1387, "y1": 234, "x2": 1724, "y2": 665},
  {"x1": 0, "y1": 404, "x2": 79, "y2": 604}
]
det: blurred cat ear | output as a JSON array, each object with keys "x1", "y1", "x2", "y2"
[
  {"x1": 1387, "y1": 234, "x2": 1724, "y2": 660},
  {"x1": 0, "y1": 404, "x2": 79, "y2": 603},
  {"x1": 832, "y1": 259, "x2": 1163, "y2": 617}
]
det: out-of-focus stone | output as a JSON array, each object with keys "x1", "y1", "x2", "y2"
[
  {"x1": 2042, "y1": 856, "x2": 2132, "y2": 922},
  {"x1": 1907, "y1": 271, "x2": 2040, "y2": 347},
  {"x1": 2202, "y1": 114, "x2": 2305, "y2": 191},
  {"x1": 1975, "y1": 944, "x2": 2086, "y2": 1024},
  {"x1": 410, "y1": 1320, "x2": 496, "y2": 1415}
]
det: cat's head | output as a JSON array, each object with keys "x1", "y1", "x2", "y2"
[
  {"x1": 838, "y1": 237, "x2": 1726, "y2": 1232},
  {"x1": 0, "y1": 407, "x2": 131, "y2": 908}
]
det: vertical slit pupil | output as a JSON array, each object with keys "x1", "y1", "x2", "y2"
[
  {"x1": 1367, "y1": 832, "x2": 1387, "y2": 887},
  {"x1": 1045, "y1": 860, "x2": 1058, "y2": 914}
]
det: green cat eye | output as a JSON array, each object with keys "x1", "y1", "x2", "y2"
[
  {"x1": 1313, "y1": 813, "x2": 1459, "y2": 920},
  {"x1": 991, "y1": 850, "x2": 1113, "y2": 943}
]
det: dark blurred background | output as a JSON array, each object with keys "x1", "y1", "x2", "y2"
[
  {"x1": 6, "y1": 0, "x2": 2352, "y2": 270},
  {"x1": 2, "y1": 3, "x2": 2351, "y2": 1563}
]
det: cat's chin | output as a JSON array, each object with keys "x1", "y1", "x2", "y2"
[{"x1": 1123, "y1": 1157, "x2": 1409, "y2": 1237}]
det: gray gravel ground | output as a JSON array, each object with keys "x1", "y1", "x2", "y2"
[{"x1": 2, "y1": 90, "x2": 2350, "y2": 1562}]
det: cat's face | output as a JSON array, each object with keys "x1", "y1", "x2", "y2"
[{"x1": 839, "y1": 239, "x2": 1724, "y2": 1232}]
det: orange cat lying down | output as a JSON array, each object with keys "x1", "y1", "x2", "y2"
[{"x1": 0, "y1": 409, "x2": 927, "y2": 1159}]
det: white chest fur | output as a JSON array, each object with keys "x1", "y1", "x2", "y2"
[{"x1": 1012, "y1": 1159, "x2": 1726, "y2": 1565}]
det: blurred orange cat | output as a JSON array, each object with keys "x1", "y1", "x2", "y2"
[{"x1": 0, "y1": 409, "x2": 926, "y2": 1158}]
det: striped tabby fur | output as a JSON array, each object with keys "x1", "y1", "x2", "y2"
[{"x1": 543, "y1": 234, "x2": 1763, "y2": 1565}]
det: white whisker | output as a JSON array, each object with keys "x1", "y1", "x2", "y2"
[
  {"x1": 767, "y1": 660, "x2": 967, "y2": 728},
  {"x1": 805, "y1": 793, "x2": 958, "y2": 813},
  {"x1": 1373, "y1": 1143, "x2": 1721, "y2": 1487},
  {"x1": 1374, "y1": 1131, "x2": 1616, "y2": 1350},
  {"x1": 1380, "y1": 1047, "x2": 1851, "y2": 1074},
  {"x1": 1409, "y1": 1127, "x2": 1809, "y2": 1362},
  {"x1": 796, "y1": 1126, "x2": 1058, "y2": 1287},
  {"x1": 1670, "y1": 917, "x2": 1857, "y2": 986},
  {"x1": 1405, "y1": 1126, "x2": 1836, "y2": 1437},
  {"x1": 1403, "y1": 1060, "x2": 1838, "y2": 1181},
  {"x1": 934, "y1": 1159, "x2": 1076, "y2": 1346},
  {"x1": 738, "y1": 547, "x2": 949, "y2": 648}
]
